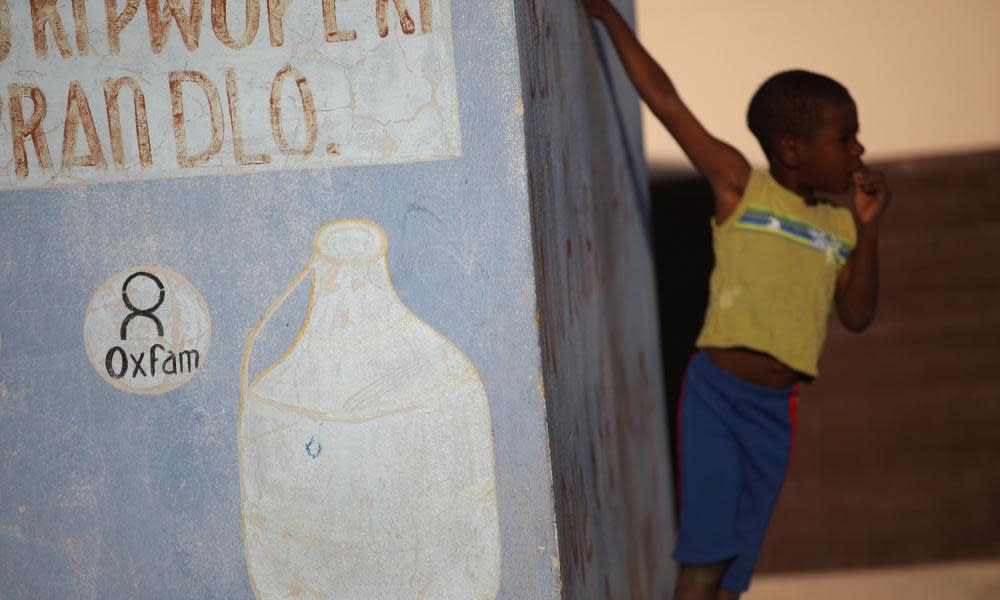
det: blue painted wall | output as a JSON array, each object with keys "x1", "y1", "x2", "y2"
[{"x1": 0, "y1": 2, "x2": 564, "y2": 598}]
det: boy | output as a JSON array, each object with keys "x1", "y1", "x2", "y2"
[{"x1": 581, "y1": 1, "x2": 891, "y2": 599}]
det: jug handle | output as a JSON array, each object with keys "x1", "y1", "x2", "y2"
[{"x1": 239, "y1": 257, "x2": 316, "y2": 396}]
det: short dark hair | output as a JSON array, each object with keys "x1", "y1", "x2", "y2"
[{"x1": 747, "y1": 70, "x2": 852, "y2": 159}]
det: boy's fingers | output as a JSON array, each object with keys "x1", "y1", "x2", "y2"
[
  {"x1": 853, "y1": 170, "x2": 888, "y2": 195},
  {"x1": 853, "y1": 169, "x2": 884, "y2": 183}
]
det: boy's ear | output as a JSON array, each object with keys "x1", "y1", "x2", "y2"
[{"x1": 773, "y1": 136, "x2": 801, "y2": 169}]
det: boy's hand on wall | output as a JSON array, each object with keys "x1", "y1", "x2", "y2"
[{"x1": 850, "y1": 167, "x2": 891, "y2": 231}]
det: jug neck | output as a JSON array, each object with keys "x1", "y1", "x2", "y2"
[
  {"x1": 310, "y1": 255, "x2": 394, "y2": 301},
  {"x1": 305, "y1": 219, "x2": 399, "y2": 328}
]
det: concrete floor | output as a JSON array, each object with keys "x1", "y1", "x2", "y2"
[{"x1": 745, "y1": 560, "x2": 1000, "y2": 600}]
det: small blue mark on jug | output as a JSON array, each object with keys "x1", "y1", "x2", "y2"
[{"x1": 305, "y1": 436, "x2": 322, "y2": 459}]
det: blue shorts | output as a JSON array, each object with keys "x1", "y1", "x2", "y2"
[{"x1": 673, "y1": 350, "x2": 799, "y2": 593}]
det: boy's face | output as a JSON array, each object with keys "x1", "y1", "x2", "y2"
[{"x1": 797, "y1": 100, "x2": 865, "y2": 194}]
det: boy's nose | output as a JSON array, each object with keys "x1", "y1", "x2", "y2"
[{"x1": 854, "y1": 139, "x2": 866, "y2": 157}]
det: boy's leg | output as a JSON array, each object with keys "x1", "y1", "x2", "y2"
[
  {"x1": 718, "y1": 388, "x2": 799, "y2": 594},
  {"x1": 676, "y1": 352, "x2": 798, "y2": 595},
  {"x1": 672, "y1": 562, "x2": 730, "y2": 600},
  {"x1": 673, "y1": 352, "x2": 743, "y2": 596},
  {"x1": 717, "y1": 588, "x2": 741, "y2": 600}
]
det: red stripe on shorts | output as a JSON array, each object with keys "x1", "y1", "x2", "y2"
[{"x1": 785, "y1": 385, "x2": 800, "y2": 479}]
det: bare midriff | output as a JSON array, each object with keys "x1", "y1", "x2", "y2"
[{"x1": 705, "y1": 347, "x2": 806, "y2": 389}]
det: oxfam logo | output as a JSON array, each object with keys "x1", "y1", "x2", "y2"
[{"x1": 84, "y1": 267, "x2": 211, "y2": 395}]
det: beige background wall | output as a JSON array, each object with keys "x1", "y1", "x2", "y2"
[{"x1": 636, "y1": 0, "x2": 1000, "y2": 171}]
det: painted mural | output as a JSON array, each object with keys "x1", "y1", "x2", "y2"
[
  {"x1": 83, "y1": 266, "x2": 211, "y2": 394},
  {"x1": 238, "y1": 219, "x2": 500, "y2": 599},
  {"x1": 0, "y1": 0, "x2": 458, "y2": 190}
]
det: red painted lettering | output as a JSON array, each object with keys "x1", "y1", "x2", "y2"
[
  {"x1": 270, "y1": 65, "x2": 317, "y2": 157},
  {"x1": 0, "y1": 0, "x2": 11, "y2": 61},
  {"x1": 211, "y1": 0, "x2": 259, "y2": 49},
  {"x1": 30, "y1": 0, "x2": 73, "y2": 59},
  {"x1": 321, "y1": 0, "x2": 356, "y2": 43},
  {"x1": 105, "y1": 77, "x2": 153, "y2": 169},
  {"x1": 169, "y1": 71, "x2": 225, "y2": 167},
  {"x1": 8, "y1": 85, "x2": 53, "y2": 180},
  {"x1": 147, "y1": 0, "x2": 203, "y2": 53},
  {"x1": 62, "y1": 82, "x2": 108, "y2": 173},
  {"x1": 376, "y1": 0, "x2": 416, "y2": 38},
  {"x1": 105, "y1": 0, "x2": 141, "y2": 55},
  {"x1": 225, "y1": 69, "x2": 270, "y2": 165}
]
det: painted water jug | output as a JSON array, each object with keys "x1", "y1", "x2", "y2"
[{"x1": 238, "y1": 219, "x2": 501, "y2": 599}]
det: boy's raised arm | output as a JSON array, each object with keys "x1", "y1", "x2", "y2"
[{"x1": 582, "y1": 0, "x2": 749, "y2": 220}]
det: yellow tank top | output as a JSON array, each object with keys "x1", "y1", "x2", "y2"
[{"x1": 695, "y1": 169, "x2": 857, "y2": 376}]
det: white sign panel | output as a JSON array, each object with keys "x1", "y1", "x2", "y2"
[{"x1": 0, "y1": 0, "x2": 458, "y2": 190}]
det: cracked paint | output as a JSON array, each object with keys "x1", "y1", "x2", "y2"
[
  {"x1": 239, "y1": 219, "x2": 501, "y2": 598},
  {"x1": 1, "y1": 0, "x2": 459, "y2": 191}
]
